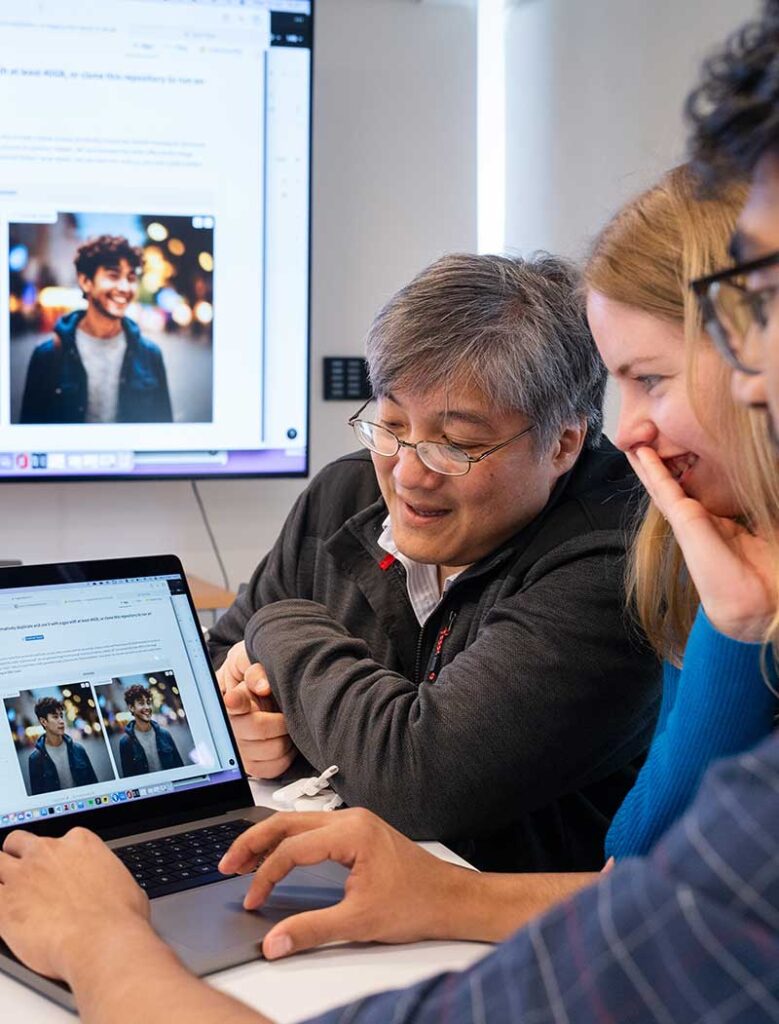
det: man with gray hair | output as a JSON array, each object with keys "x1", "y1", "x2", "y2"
[{"x1": 209, "y1": 253, "x2": 660, "y2": 872}]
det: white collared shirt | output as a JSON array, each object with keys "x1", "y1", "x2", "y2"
[{"x1": 378, "y1": 516, "x2": 462, "y2": 626}]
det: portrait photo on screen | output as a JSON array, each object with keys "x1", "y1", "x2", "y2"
[
  {"x1": 4, "y1": 683, "x2": 116, "y2": 797},
  {"x1": 96, "y1": 671, "x2": 195, "y2": 778},
  {"x1": 9, "y1": 211, "x2": 214, "y2": 425}
]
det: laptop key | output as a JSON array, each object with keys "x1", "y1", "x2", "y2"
[
  {"x1": 145, "y1": 870, "x2": 233, "y2": 899},
  {"x1": 113, "y1": 819, "x2": 252, "y2": 898}
]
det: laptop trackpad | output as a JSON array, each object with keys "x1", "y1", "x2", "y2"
[{"x1": 152, "y1": 866, "x2": 347, "y2": 972}]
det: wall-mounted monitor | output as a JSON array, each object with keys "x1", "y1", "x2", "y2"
[{"x1": 0, "y1": 0, "x2": 312, "y2": 480}]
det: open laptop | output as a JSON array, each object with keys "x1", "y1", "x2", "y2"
[{"x1": 0, "y1": 554, "x2": 347, "y2": 1011}]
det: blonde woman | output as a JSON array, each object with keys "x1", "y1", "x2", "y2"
[{"x1": 585, "y1": 164, "x2": 778, "y2": 859}]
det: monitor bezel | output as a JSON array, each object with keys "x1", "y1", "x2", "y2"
[{"x1": 0, "y1": 0, "x2": 315, "y2": 486}]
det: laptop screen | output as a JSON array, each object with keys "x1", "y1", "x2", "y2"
[{"x1": 0, "y1": 568, "x2": 242, "y2": 829}]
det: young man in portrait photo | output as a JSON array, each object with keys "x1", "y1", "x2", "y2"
[
  {"x1": 19, "y1": 234, "x2": 173, "y2": 424},
  {"x1": 118, "y1": 685, "x2": 184, "y2": 777},
  {"x1": 27, "y1": 697, "x2": 99, "y2": 796}
]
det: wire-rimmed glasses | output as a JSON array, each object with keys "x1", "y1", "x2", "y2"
[{"x1": 348, "y1": 400, "x2": 534, "y2": 477}]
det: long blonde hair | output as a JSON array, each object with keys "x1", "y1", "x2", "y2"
[{"x1": 585, "y1": 164, "x2": 779, "y2": 667}]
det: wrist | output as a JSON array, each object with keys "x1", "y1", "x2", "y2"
[
  {"x1": 429, "y1": 868, "x2": 601, "y2": 943},
  {"x1": 700, "y1": 605, "x2": 768, "y2": 644},
  {"x1": 424, "y1": 861, "x2": 486, "y2": 941},
  {"x1": 63, "y1": 913, "x2": 167, "y2": 992}
]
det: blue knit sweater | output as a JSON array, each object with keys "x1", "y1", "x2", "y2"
[{"x1": 606, "y1": 607, "x2": 778, "y2": 859}]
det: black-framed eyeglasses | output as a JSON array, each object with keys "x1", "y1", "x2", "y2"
[
  {"x1": 690, "y1": 250, "x2": 779, "y2": 375},
  {"x1": 347, "y1": 400, "x2": 535, "y2": 477}
]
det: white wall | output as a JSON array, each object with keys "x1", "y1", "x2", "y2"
[
  {"x1": 503, "y1": 0, "x2": 760, "y2": 436},
  {"x1": 3, "y1": 0, "x2": 477, "y2": 587}
]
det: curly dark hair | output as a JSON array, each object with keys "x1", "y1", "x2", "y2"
[
  {"x1": 687, "y1": 1, "x2": 779, "y2": 186},
  {"x1": 124, "y1": 684, "x2": 152, "y2": 709},
  {"x1": 34, "y1": 696, "x2": 65, "y2": 722},
  {"x1": 74, "y1": 234, "x2": 144, "y2": 281}
]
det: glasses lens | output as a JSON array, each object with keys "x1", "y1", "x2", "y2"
[
  {"x1": 708, "y1": 280, "x2": 766, "y2": 373},
  {"x1": 416, "y1": 442, "x2": 471, "y2": 476},
  {"x1": 352, "y1": 419, "x2": 398, "y2": 456}
]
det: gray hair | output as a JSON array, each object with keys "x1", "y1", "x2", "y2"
[{"x1": 365, "y1": 252, "x2": 606, "y2": 453}]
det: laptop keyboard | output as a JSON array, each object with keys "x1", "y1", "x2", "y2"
[{"x1": 114, "y1": 818, "x2": 255, "y2": 899}]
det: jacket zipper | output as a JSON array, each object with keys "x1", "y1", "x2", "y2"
[
  {"x1": 414, "y1": 628, "x2": 426, "y2": 684},
  {"x1": 420, "y1": 609, "x2": 458, "y2": 684}
]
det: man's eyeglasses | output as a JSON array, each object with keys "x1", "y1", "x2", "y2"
[
  {"x1": 347, "y1": 400, "x2": 534, "y2": 477},
  {"x1": 690, "y1": 250, "x2": 779, "y2": 375}
]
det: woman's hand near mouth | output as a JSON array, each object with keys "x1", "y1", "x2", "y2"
[{"x1": 628, "y1": 446, "x2": 776, "y2": 643}]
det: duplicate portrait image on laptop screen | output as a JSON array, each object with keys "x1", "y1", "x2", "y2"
[
  {"x1": 0, "y1": 570, "x2": 241, "y2": 828},
  {"x1": 0, "y1": 0, "x2": 312, "y2": 480}
]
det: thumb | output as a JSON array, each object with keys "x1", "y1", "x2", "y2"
[
  {"x1": 245, "y1": 673, "x2": 276, "y2": 705},
  {"x1": 246, "y1": 675, "x2": 272, "y2": 697},
  {"x1": 262, "y1": 904, "x2": 355, "y2": 960}
]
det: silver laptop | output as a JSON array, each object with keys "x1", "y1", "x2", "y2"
[{"x1": 0, "y1": 555, "x2": 346, "y2": 1011}]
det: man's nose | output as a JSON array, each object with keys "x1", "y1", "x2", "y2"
[{"x1": 392, "y1": 443, "x2": 443, "y2": 489}]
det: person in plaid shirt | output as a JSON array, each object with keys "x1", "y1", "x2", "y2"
[{"x1": 0, "y1": 4, "x2": 778, "y2": 1023}]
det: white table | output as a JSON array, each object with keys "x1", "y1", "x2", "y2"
[{"x1": 0, "y1": 781, "x2": 492, "y2": 1022}]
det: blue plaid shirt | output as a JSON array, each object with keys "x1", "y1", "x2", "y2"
[{"x1": 308, "y1": 729, "x2": 779, "y2": 1023}]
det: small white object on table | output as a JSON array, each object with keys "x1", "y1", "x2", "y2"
[{"x1": 0, "y1": 779, "x2": 492, "y2": 1023}]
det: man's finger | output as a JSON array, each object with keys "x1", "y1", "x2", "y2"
[
  {"x1": 248, "y1": 685, "x2": 278, "y2": 713},
  {"x1": 223, "y1": 683, "x2": 257, "y2": 715},
  {"x1": 243, "y1": 664, "x2": 270, "y2": 690},
  {"x1": 0, "y1": 850, "x2": 23, "y2": 882},
  {"x1": 219, "y1": 643, "x2": 251, "y2": 692},
  {"x1": 224, "y1": 682, "x2": 285, "y2": 725},
  {"x1": 262, "y1": 904, "x2": 357, "y2": 960},
  {"x1": 243, "y1": 749, "x2": 297, "y2": 780},
  {"x1": 2, "y1": 830, "x2": 42, "y2": 858},
  {"x1": 239, "y1": 734, "x2": 294, "y2": 764},
  {"x1": 230, "y1": 710, "x2": 290, "y2": 744},
  {"x1": 243, "y1": 828, "x2": 350, "y2": 910},
  {"x1": 220, "y1": 812, "x2": 331, "y2": 874}
]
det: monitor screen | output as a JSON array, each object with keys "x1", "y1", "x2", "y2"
[{"x1": 0, "y1": 0, "x2": 312, "y2": 479}]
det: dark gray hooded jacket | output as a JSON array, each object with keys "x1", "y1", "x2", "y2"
[{"x1": 209, "y1": 445, "x2": 660, "y2": 871}]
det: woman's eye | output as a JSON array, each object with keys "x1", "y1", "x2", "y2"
[{"x1": 635, "y1": 375, "x2": 663, "y2": 392}]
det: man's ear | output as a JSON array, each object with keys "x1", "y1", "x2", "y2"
[
  {"x1": 550, "y1": 423, "x2": 586, "y2": 477},
  {"x1": 76, "y1": 272, "x2": 92, "y2": 298}
]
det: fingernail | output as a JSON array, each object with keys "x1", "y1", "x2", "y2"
[{"x1": 265, "y1": 934, "x2": 293, "y2": 960}]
